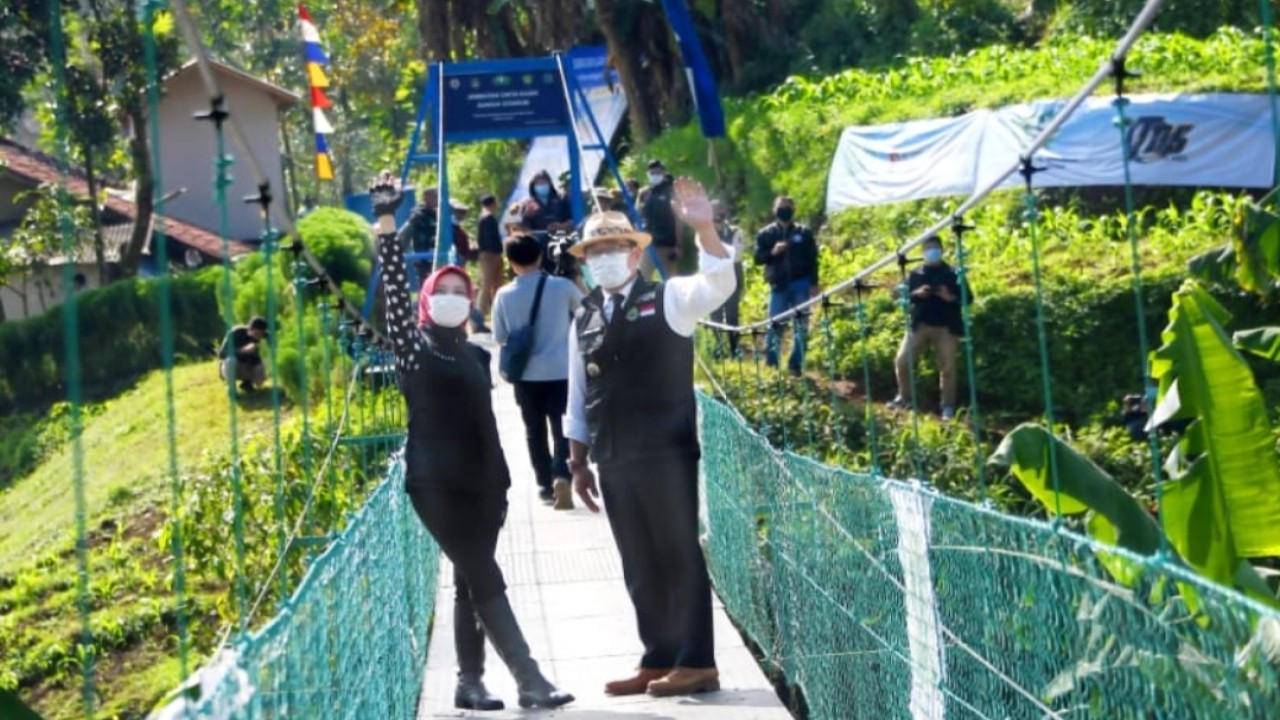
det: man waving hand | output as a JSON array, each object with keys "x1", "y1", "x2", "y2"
[{"x1": 565, "y1": 177, "x2": 734, "y2": 698}]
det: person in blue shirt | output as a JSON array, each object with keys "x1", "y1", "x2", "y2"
[{"x1": 492, "y1": 234, "x2": 584, "y2": 509}]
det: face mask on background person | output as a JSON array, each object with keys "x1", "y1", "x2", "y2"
[
  {"x1": 923, "y1": 247, "x2": 944, "y2": 265},
  {"x1": 648, "y1": 172, "x2": 664, "y2": 187},
  {"x1": 534, "y1": 183, "x2": 551, "y2": 199},
  {"x1": 428, "y1": 294, "x2": 471, "y2": 328},
  {"x1": 775, "y1": 206, "x2": 795, "y2": 223},
  {"x1": 586, "y1": 252, "x2": 633, "y2": 289}
]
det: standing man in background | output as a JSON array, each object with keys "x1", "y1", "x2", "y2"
[
  {"x1": 638, "y1": 159, "x2": 679, "y2": 279},
  {"x1": 493, "y1": 234, "x2": 583, "y2": 509},
  {"x1": 401, "y1": 186, "x2": 439, "y2": 282},
  {"x1": 754, "y1": 195, "x2": 820, "y2": 376},
  {"x1": 476, "y1": 194, "x2": 504, "y2": 322},
  {"x1": 889, "y1": 235, "x2": 972, "y2": 421}
]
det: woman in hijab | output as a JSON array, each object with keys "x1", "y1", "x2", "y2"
[{"x1": 370, "y1": 175, "x2": 573, "y2": 712}]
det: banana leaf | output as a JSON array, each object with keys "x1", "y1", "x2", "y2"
[
  {"x1": 1233, "y1": 200, "x2": 1280, "y2": 294},
  {"x1": 1150, "y1": 281, "x2": 1280, "y2": 563},
  {"x1": 989, "y1": 423, "x2": 1163, "y2": 558},
  {"x1": 1234, "y1": 326, "x2": 1280, "y2": 362}
]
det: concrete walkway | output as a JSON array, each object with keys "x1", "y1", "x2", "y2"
[{"x1": 416, "y1": 349, "x2": 793, "y2": 719}]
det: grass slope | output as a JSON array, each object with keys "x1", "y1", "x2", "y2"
[{"x1": 0, "y1": 361, "x2": 288, "y2": 576}]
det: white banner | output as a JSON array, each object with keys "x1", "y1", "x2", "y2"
[
  {"x1": 826, "y1": 111, "x2": 991, "y2": 210},
  {"x1": 826, "y1": 93, "x2": 1276, "y2": 212}
]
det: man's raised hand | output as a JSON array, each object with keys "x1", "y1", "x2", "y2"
[{"x1": 671, "y1": 177, "x2": 714, "y2": 228}]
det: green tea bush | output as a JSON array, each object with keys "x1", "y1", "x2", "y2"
[{"x1": 626, "y1": 30, "x2": 1268, "y2": 225}]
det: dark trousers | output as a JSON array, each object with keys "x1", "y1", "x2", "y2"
[
  {"x1": 408, "y1": 488, "x2": 508, "y2": 604},
  {"x1": 710, "y1": 264, "x2": 744, "y2": 354},
  {"x1": 513, "y1": 380, "x2": 569, "y2": 489},
  {"x1": 599, "y1": 452, "x2": 715, "y2": 669}
]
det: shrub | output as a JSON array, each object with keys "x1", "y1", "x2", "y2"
[{"x1": 0, "y1": 268, "x2": 222, "y2": 412}]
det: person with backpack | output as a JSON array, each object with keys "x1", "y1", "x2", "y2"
[{"x1": 492, "y1": 234, "x2": 583, "y2": 509}]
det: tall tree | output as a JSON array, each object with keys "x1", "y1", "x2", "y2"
[
  {"x1": 594, "y1": 0, "x2": 689, "y2": 141},
  {"x1": 0, "y1": 0, "x2": 54, "y2": 132},
  {"x1": 87, "y1": 3, "x2": 180, "y2": 276}
]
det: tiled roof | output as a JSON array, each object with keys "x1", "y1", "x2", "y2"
[{"x1": 0, "y1": 138, "x2": 254, "y2": 258}]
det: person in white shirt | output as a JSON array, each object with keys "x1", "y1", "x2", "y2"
[{"x1": 564, "y1": 177, "x2": 735, "y2": 698}]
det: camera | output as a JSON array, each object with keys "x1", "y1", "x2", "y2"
[
  {"x1": 1122, "y1": 393, "x2": 1146, "y2": 414},
  {"x1": 543, "y1": 229, "x2": 580, "y2": 280}
]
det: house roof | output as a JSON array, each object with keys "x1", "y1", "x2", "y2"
[
  {"x1": 169, "y1": 59, "x2": 301, "y2": 108},
  {"x1": 0, "y1": 138, "x2": 254, "y2": 259}
]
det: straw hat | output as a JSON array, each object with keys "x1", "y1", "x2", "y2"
[{"x1": 568, "y1": 211, "x2": 651, "y2": 258}]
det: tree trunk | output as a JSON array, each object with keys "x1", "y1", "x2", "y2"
[
  {"x1": 120, "y1": 105, "x2": 153, "y2": 277},
  {"x1": 417, "y1": 0, "x2": 452, "y2": 62},
  {"x1": 447, "y1": 1, "x2": 466, "y2": 61},
  {"x1": 636, "y1": 5, "x2": 688, "y2": 129},
  {"x1": 493, "y1": 3, "x2": 527, "y2": 58},
  {"x1": 720, "y1": 0, "x2": 757, "y2": 87},
  {"x1": 84, "y1": 148, "x2": 107, "y2": 283},
  {"x1": 594, "y1": 0, "x2": 662, "y2": 142},
  {"x1": 338, "y1": 90, "x2": 356, "y2": 198}
]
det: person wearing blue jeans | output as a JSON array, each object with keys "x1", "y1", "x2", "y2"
[
  {"x1": 766, "y1": 279, "x2": 812, "y2": 373},
  {"x1": 754, "y1": 195, "x2": 820, "y2": 376}
]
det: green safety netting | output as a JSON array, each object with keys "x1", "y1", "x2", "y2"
[
  {"x1": 20, "y1": 0, "x2": 1280, "y2": 715},
  {"x1": 154, "y1": 461, "x2": 439, "y2": 719},
  {"x1": 698, "y1": 393, "x2": 1280, "y2": 719}
]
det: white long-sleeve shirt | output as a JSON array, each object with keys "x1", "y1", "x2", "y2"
[{"x1": 564, "y1": 249, "x2": 737, "y2": 445}]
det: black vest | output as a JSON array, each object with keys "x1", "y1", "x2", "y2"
[{"x1": 575, "y1": 277, "x2": 699, "y2": 465}]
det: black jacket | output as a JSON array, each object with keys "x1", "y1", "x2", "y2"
[
  {"x1": 640, "y1": 177, "x2": 677, "y2": 247},
  {"x1": 377, "y1": 231, "x2": 511, "y2": 492},
  {"x1": 754, "y1": 221, "x2": 819, "y2": 288},
  {"x1": 906, "y1": 262, "x2": 974, "y2": 336},
  {"x1": 401, "y1": 204, "x2": 438, "y2": 254},
  {"x1": 522, "y1": 171, "x2": 571, "y2": 231}
]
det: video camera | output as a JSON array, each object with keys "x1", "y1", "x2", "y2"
[{"x1": 537, "y1": 229, "x2": 580, "y2": 280}]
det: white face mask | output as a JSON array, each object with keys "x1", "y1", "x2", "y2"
[
  {"x1": 428, "y1": 294, "x2": 470, "y2": 328},
  {"x1": 648, "y1": 172, "x2": 664, "y2": 186},
  {"x1": 586, "y1": 252, "x2": 634, "y2": 290}
]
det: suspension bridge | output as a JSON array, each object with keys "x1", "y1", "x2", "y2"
[{"x1": 8, "y1": 0, "x2": 1280, "y2": 717}]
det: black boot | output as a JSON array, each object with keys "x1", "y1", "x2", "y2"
[
  {"x1": 454, "y1": 598, "x2": 504, "y2": 711},
  {"x1": 473, "y1": 595, "x2": 575, "y2": 709}
]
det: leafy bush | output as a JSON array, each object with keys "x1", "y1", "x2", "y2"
[{"x1": 0, "y1": 268, "x2": 223, "y2": 412}]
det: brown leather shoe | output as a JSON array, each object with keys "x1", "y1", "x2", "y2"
[
  {"x1": 604, "y1": 667, "x2": 671, "y2": 696},
  {"x1": 647, "y1": 667, "x2": 720, "y2": 696}
]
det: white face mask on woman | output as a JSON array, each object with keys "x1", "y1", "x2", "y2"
[
  {"x1": 586, "y1": 252, "x2": 634, "y2": 290},
  {"x1": 428, "y1": 294, "x2": 471, "y2": 328}
]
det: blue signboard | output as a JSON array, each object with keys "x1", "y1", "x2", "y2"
[{"x1": 440, "y1": 63, "x2": 571, "y2": 139}]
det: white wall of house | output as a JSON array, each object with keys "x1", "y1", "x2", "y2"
[
  {"x1": 0, "y1": 263, "x2": 100, "y2": 322},
  {"x1": 154, "y1": 69, "x2": 290, "y2": 242}
]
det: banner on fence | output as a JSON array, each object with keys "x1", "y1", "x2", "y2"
[{"x1": 826, "y1": 93, "x2": 1277, "y2": 211}]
